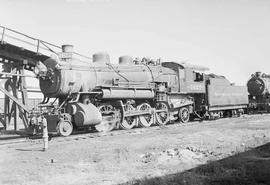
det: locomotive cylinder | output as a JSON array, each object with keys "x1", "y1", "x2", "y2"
[{"x1": 67, "y1": 103, "x2": 102, "y2": 126}]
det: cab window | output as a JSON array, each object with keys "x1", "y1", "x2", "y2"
[{"x1": 194, "y1": 71, "x2": 204, "y2": 82}]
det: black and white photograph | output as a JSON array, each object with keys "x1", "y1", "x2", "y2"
[{"x1": 0, "y1": 0, "x2": 270, "y2": 184}]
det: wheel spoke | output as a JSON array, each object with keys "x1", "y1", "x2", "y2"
[
  {"x1": 120, "y1": 104, "x2": 137, "y2": 129},
  {"x1": 155, "y1": 102, "x2": 169, "y2": 126},
  {"x1": 179, "y1": 107, "x2": 190, "y2": 123},
  {"x1": 57, "y1": 120, "x2": 73, "y2": 137},
  {"x1": 95, "y1": 104, "x2": 118, "y2": 132},
  {"x1": 138, "y1": 103, "x2": 154, "y2": 127}
]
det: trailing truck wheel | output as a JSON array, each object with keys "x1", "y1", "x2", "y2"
[
  {"x1": 56, "y1": 121, "x2": 73, "y2": 137},
  {"x1": 155, "y1": 102, "x2": 170, "y2": 126},
  {"x1": 179, "y1": 107, "x2": 190, "y2": 123},
  {"x1": 137, "y1": 103, "x2": 154, "y2": 128}
]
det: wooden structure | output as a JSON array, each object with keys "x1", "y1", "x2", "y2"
[{"x1": 0, "y1": 26, "x2": 60, "y2": 131}]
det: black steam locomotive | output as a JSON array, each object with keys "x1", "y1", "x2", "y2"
[
  {"x1": 247, "y1": 72, "x2": 270, "y2": 112},
  {"x1": 30, "y1": 45, "x2": 258, "y2": 136}
]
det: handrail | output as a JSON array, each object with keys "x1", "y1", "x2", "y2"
[
  {"x1": 0, "y1": 25, "x2": 92, "y2": 60},
  {"x1": 3, "y1": 33, "x2": 55, "y2": 54},
  {"x1": 0, "y1": 25, "x2": 61, "y2": 52}
]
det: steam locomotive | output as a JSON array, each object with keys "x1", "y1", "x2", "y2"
[
  {"x1": 247, "y1": 72, "x2": 270, "y2": 112},
  {"x1": 31, "y1": 45, "x2": 250, "y2": 136}
]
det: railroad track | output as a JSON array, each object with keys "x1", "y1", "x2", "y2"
[{"x1": 0, "y1": 114, "x2": 261, "y2": 147}]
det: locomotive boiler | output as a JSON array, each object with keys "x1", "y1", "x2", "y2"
[{"x1": 247, "y1": 72, "x2": 270, "y2": 111}]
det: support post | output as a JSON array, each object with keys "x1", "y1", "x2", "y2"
[
  {"x1": 19, "y1": 67, "x2": 29, "y2": 129},
  {"x1": 0, "y1": 64, "x2": 30, "y2": 131},
  {"x1": 11, "y1": 74, "x2": 18, "y2": 131}
]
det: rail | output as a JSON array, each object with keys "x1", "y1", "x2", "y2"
[{"x1": 0, "y1": 25, "x2": 92, "y2": 61}]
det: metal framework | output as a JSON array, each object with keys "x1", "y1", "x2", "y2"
[{"x1": 0, "y1": 26, "x2": 61, "y2": 131}]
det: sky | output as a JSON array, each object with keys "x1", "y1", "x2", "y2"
[{"x1": 1, "y1": 0, "x2": 270, "y2": 86}]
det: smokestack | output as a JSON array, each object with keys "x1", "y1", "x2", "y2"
[{"x1": 62, "y1": 45, "x2": 74, "y2": 53}]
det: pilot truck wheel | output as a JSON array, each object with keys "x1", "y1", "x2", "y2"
[{"x1": 56, "y1": 120, "x2": 73, "y2": 137}]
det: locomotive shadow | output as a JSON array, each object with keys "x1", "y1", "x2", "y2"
[{"x1": 122, "y1": 142, "x2": 270, "y2": 185}]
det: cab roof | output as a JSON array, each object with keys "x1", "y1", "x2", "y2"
[{"x1": 162, "y1": 61, "x2": 210, "y2": 71}]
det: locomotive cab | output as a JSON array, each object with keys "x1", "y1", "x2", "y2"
[
  {"x1": 162, "y1": 62, "x2": 208, "y2": 94},
  {"x1": 161, "y1": 62, "x2": 209, "y2": 122}
]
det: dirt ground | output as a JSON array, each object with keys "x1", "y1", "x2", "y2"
[{"x1": 1, "y1": 114, "x2": 270, "y2": 185}]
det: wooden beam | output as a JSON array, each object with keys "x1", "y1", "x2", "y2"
[
  {"x1": 0, "y1": 49, "x2": 38, "y2": 67},
  {"x1": 18, "y1": 108, "x2": 28, "y2": 129},
  {"x1": 0, "y1": 115, "x2": 5, "y2": 128},
  {"x1": 0, "y1": 71, "x2": 36, "y2": 78},
  {"x1": 11, "y1": 75, "x2": 18, "y2": 131},
  {"x1": 0, "y1": 85, "x2": 29, "y2": 113},
  {"x1": 3, "y1": 96, "x2": 9, "y2": 129},
  {"x1": 3, "y1": 75, "x2": 12, "y2": 129},
  {"x1": 19, "y1": 68, "x2": 29, "y2": 128}
]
